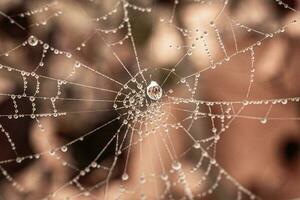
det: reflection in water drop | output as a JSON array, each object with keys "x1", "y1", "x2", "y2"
[{"x1": 146, "y1": 81, "x2": 162, "y2": 101}]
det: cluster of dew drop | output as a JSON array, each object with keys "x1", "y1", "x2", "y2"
[{"x1": 113, "y1": 69, "x2": 164, "y2": 119}]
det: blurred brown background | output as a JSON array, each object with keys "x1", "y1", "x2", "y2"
[{"x1": 0, "y1": 0, "x2": 300, "y2": 200}]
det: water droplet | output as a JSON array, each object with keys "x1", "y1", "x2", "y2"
[
  {"x1": 160, "y1": 173, "x2": 168, "y2": 180},
  {"x1": 61, "y1": 146, "x2": 68, "y2": 152},
  {"x1": 122, "y1": 173, "x2": 129, "y2": 181},
  {"x1": 49, "y1": 150, "x2": 55, "y2": 155},
  {"x1": 74, "y1": 61, "x2": 81, "y2": 68},
  {"x1": 146, "y1": 81, "x2": 162, "y2": 101},
  {"x1": 16, "y1": 157, "x2": 22, "y2": 163},
  {"x1": 212, "y1": 127, "x2": 217, "y2": 133},
  {"x1": 129, "y1": 97, "x2": 135, "y2": 104},
  {"x1": 193, "y1": 142, "x2": 200, "y2": 149},
  {"x1": 210, "y1": 159, "x2": 216, "y2": 164},
  {"x1": 28, "y1": 35, "x2": 38, "y2": 46},
  {"x1": 66, "y1": 53, "x2": 72, "y2": 58},
  {"x1": 281, "y1": 99, "x2": 288, "y2": 104},
  {"x1": 117, "y1": 150, "x2": 122, "y2": 155},
  {"x1": 43, "y1": 43, "x2": 49, "y2": 49},
  {"x1": 242, "y1": 100, "x2": 249, "y2": 105},
  {"x1": 139, "y1": 175, "x2": 146, "y2": 183},
  {"x1": 171, "y1": 161, "x2": 181, "y2": 170},
  {"x1": 80, "y1": 170, "x2": 86, "y2": 176},
  {"x1": 260, "y1": 118, "x2": 267, "y2": 124}
]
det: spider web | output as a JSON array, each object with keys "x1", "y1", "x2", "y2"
[{"x1": 0, "y1": 0, "x2": 299, "y2": 199}]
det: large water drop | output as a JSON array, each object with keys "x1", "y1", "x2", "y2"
[{"x1": 146, "y1": 81, "x2": 162, "y2": 101}]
